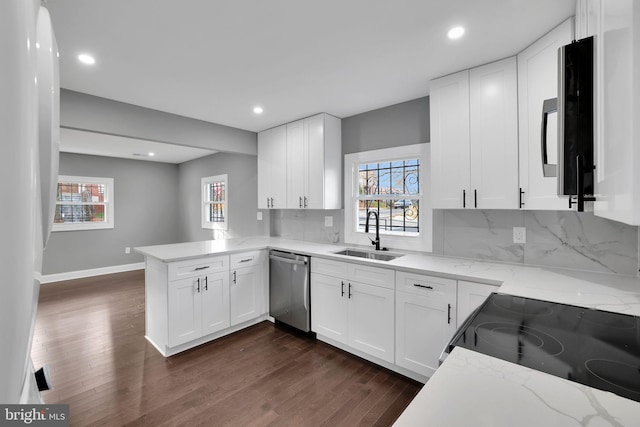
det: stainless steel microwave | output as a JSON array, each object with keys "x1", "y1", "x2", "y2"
[{"x1": 557, "y1": 36, "x2": 595, "y2": 198}]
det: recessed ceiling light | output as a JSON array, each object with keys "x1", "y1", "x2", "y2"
[
  {"x1": 447, "y1": 26, "x2": 465, "y2": 40},
  {"x1": 78, "y1": 54, "x2": 96, "y2": 65},
  {"x1": 253, "y1": 106, "x2": 263, "y2": 114},
  {"x1": 148, "y1": 152, "x2": 155, "y2": 157}
]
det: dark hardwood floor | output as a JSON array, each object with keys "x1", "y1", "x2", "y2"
[{"x1": 31, "y1": 270, "x2": 422, "y2": 426}]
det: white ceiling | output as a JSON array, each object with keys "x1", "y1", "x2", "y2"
[
  {"x1": 47, "y1": 0, "x2": 575, "y2": 135},
  {"x1": 60, "y1": 128, "x2": 216, "y2": 164}
]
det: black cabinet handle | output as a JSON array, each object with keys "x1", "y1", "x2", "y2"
[
  {"x1": 196, "y1": 278, "x2": 200, "y2": 293},
  {"x1": 341, "y1": 281, "x2": 345, "y2": 297},
  {"x1": 519, "y1": 188, "x2": 525, "y2": 208},
  {"x1": 194, "y1": 266, "x2": 209, "y2": 271},
  {"x1": 233, "y1": 271, "x2": 237, "y2": 284},
  {"x1": 462, "y1": 189, "x2": 466, "y2": 208},
  {"x1": 348, "y1": 283, "x2": 352, "y2": 299},
  {"x1": 413, "y1": 284, "x2": 433, "y2": 290},
  {"x1": 204, "y1": 276, "x2": 208, "y2": 291},
  {"x1": 474, "y1": 189, "x2": 477, "y2": 208},
  {"x1": 447, "y1": 303, "x2": 452, "y2": 324}
]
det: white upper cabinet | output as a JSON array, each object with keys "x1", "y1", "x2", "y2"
[
  {"x1": 286, "y1": 120, "x2": 305, "y2": 208},
  {"x1": 257, "y1": 125, "x2": 287, "y2": 209},
  {"x1": 430, "y1": 58, "x2": 518, "y2": 209},
  {"x1": 260, "y1": 113, "x2": 341, "y2": 210},
  {"x1": 589, "y1": 0, "x2": 640, "y2": 225},
  {"x1": 517, "y1": 18, "x2": 575, "y2": 210},
  {"x1": 469, "y1": 57, "x2": 519, "y2": 209},
  {"x1": 430, "y1": 70, "x2": 471, "y2": 209}
]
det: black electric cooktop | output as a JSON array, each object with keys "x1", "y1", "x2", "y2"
[{"x1": 449, "y1": 293, "x2": 640, "y2": 402}]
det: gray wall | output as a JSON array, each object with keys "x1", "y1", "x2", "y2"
[
  {"x1": 270, "y1": 96, "x2": 640, "y2": 276},
  {"x1": 342, "y1": 96, "x2": 430, "y2": 154},
  {"x1": 178, "y1": 152, "x2": 269, "y2": 242},
  {"x1": 61, "y1": 89, "x2": 257, "y2": 155},
  {"x1": 43, "y1": 153, "x2": 181, "y2": 275}
]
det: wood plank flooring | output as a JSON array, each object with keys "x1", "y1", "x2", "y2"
[{"x1": 31, "y1": 270, "x2": 422, "y2": 426}]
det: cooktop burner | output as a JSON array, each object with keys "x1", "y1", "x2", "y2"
[{"x1": 449, "y1": 293, "x2": 640, "y2": 402}]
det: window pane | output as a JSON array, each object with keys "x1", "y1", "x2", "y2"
[
  {"x1": 57, "y1": 182, "x2": 106, "y2": 203},
  {"x1": 359, "y1": 169, "x2": 378, "y2": 196},
  {"x1": 404, "y1": 163, "x2": 420, "y2": 195},
  {"x1": 54, "y1": 204, "x2": 106, "y2": 224},
  {"x1": 356, "y1": 198, "x2": 419, "y2": 234},
  {"x1": 206, "y1": 203, "x2": 225, "y2": 223},
  {"x1": 206, "y1": 181, "x2": 225, "y2": 203}
]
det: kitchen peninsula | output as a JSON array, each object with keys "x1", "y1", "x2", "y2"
[{"x1": 137, "y1": 236, "x2": 640, "y2": 426}]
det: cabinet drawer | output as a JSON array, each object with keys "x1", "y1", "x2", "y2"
[
  {"x1": 347, "y1": 263, "x2": 395, "y2": 290},
  {"x1": 168, "y1": 256, "x2": 229, "y2": 281},
  {"x1": 311, "y1": 258, "x2": 348, "y2": 278},
  {"x1": 230, "y1": 251, "x2": 263, "y2": 269},
  {"x1": 396, "y1": 271, "x2": 456, "y2": 297}
]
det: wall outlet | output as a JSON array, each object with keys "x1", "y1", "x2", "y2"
[
  {"x1": 324, "y1": 216, "x2": 333, "y2": 227},
  {"x1": 257, "y1": 211, "x2": 263, "y2": 221},
  {"x1": 125, "y1": 247, "x2": 131, "y2": 254},
  {"x1": 513, "y1": 227, "x2": 526, "y2": 244}
]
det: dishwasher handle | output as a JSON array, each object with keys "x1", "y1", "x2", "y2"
[{"x1": 269, "y1": 254, "x2": 308, "y2": 266}]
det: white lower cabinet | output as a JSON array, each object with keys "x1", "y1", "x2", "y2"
[
  {"x1": 230, "y1": 251, "x2": 266, "y2": 326},
  {"x1": 309, "y1": 273, "x2": 348, "y2": 343},
  {"x1": 168, "y1": 271, "x2": 230, "y2": 347},
  {"x1": 395, "y1": 272, "x2": 456, "y2": 377},
  {"x1": 145, "y1": 251, "x2": 267, "y2": 356},
  {"x1": 456, "y1": 280, "x2": 499, "y2": 326},
  {"x1": 348, "y1": 281, "x2": 395, "y2": 362},
  {"x1": 310, "y1": 259, "x2": 395, "y2": 364}
]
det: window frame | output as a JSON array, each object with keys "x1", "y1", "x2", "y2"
[
  {"x1": 201, "y1": 174, "x2": 228, "y2": 231},
  {"x1": 52, "y1": 175, "x2": 115, "y2": 232},
  {"x1": 344, "y1": 144, "x2": 432, "y2": 252}
]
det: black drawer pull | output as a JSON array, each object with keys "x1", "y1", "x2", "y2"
[
  {"x1": 194, "y1": 266, "x2": 210, "y2": 271},
  {"x1": 413, "y1": 284, "x2": 433, "y2": 290}
]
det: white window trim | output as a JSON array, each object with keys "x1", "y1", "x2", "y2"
[
  {"x1": 52, "y1": 175, "x2": 115, "y2": 232},
  {"x1": 202, "y1": 174, "x2": 228, "y2": 231},
  {"x1": 344, "y1": 143, "x2": 432, "y2": 252}
]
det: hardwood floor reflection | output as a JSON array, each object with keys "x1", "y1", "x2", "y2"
[{"x1": 32, "y1": 270, "x2": 421, "y2": 426}]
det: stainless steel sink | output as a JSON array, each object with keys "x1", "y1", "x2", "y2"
[{"x1": 333, "y1": 248, "x2": 402, "y2": 262}]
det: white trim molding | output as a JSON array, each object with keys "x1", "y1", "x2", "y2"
[
  {"x1": 39, "y1": 262, "x2": 144, "y2": 284},
  {"x1": 344, "y1": 143, "x2": 432, "y2": 252}
]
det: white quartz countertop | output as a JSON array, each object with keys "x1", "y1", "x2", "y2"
[
  {"x1": 135, "y1": 237, "x2": 640, "y2": 425},
  {"x1": 393, "y1": 347, "x2": 640, "y2": 427},
  {"x1": 135, "y1": 237, "x2": 640, "y2": 315}
]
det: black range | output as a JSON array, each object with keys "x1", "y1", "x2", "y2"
[{"x1": 446, "y1": 293, "x2": 640, "y2": 402}]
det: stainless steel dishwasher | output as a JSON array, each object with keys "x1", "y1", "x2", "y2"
[{"x1": 269, "y1": 250, "x2": 311, "y2": 333}]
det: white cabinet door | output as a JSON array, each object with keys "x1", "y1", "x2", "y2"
[
  {"x1": 469, "y1": 57, "x2": 519, "y2": 209},
  {"x1": 395, "y1": 271, "x2": 456, "y2": 377},
  {"x1": 257, "y1": 130, "x2": 270, "y2": 209},
  {"x1": 286, "y1": 120, "x2": 305, "y2": 208},
  {"x1": 456, "y1": 281, "x2": 499, "y2": 326},
  {"x1": 348, "y1": 281, "x2": 395, "y2": 363},
  {"x1": 201, "y1": 271, "x2": 230, "y2": 336},
  {"x1": 230, "y1": 264, "x2": 262, "y2": 326},
  {"x1": 517, "y1": 19, "x2": 574, "y2": 210},
  {"x1": 430, "y1": 70, "x2": 471, "y2": 209},
  {"x1": 593, "y1": 0, "x2": 640, "y2": 225},
  {"x1": 310, "y1": 273, "x2": 348, "y2": 344},
  {"x1": 304, "y1": 113, "x2": 326, "y2": 209},
  {"x1": 257, "y1": 125, "x2": 287, "y2": 209},
  {"x1": 168, "y1": 277, "x2": 201, "y2": 347},
  {"x1": 396, "y1": 290, "x2": 455, "y2": 377}
]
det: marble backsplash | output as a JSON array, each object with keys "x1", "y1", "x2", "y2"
[{"x1": 270, "y1": 209, "x2": 640, "y2": 276}]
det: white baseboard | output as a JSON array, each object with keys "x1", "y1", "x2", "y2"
[{"x1": 40, "y1": 262, "x2": 145, "y2": 284}]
